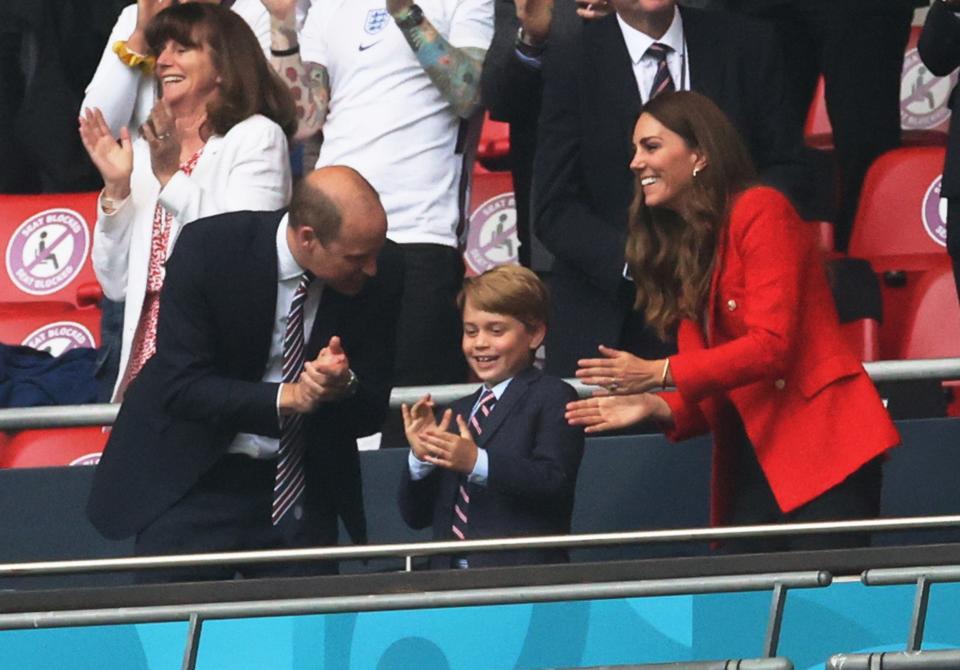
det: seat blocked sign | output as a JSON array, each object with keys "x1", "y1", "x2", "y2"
[{"x1": 5, "y1": 208, "x2": 90, "y2": 297}]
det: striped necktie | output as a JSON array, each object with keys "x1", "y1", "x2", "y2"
[
  {"x1": 646, "y1": 42, "x2": 675, "y2": 100},
  {"x1": 451, "y1": 387, "x2": 497, "y2": 541},
  {"x1": 273, "y1": 270, "x2": 314, "y2": 525}
]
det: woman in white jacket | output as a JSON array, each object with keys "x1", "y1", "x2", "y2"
[{"x1": 79, "y1": 3, "x2": 296, "y2": 400}]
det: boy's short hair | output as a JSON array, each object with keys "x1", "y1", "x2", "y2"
[{"x1": 457, "y1": 265, "x2": 549, "y2": 331}]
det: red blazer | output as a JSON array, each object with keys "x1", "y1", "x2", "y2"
[{"x1": 661, "y1": 187, "x2": 899, "y2": 524}]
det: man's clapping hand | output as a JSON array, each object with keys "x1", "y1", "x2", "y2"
[{"x1": 280, "y1": 336, "x2": 355, "y2": 414}]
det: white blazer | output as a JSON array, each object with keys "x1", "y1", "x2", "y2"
[{"x1": 92, "y1": 113, "x2": 292, "y2": 400}]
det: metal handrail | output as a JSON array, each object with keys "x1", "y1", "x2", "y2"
[
  {"x1": 826, "y1": 650, "x2": 960, "y2": 670},
  {"x1": 2, "y1": 515, "x2": 960, "y2": 578},
  {"x1": 859, "y1": 563, "x2": 960, "y2": 655},
  {"x1": 0, "y1": 570, "x2": 830, "y2": 631},
  {"x1": 1, "y1": 357, "x2": 959, "y2": 431},
  {"x1": 824, "y1": 564, "x2": 960, "y2": 667},
  {"x1": 862, "y1": 564, "x2": 960, "y2": 586}
]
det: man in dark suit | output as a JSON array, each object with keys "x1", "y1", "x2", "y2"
[
  {"x1": 480, "y1": 0, "x2": 610, "y2": 271},
  {"x1": 87, "y1": 166, "x2": 403, "y2": 581},
  {"x1": 717, "y1": 0, "x2": 917, "y2": 250},
  {"x1": 532, "y1": 0, "x2": 808, "y2": 376},
  {"x1": 919, "y1": 0, "x2": 960, "y2": 300}
]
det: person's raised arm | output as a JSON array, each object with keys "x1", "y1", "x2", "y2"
[
  {"x1": 261, "y1": 0, "x2": 331, "y2": 141},
  {"x1": 388, "y1": 0, "x2": 492, "y2": 119},
  {"x1": 82, "y1": 1, "x2": 173, "y2": 136}
]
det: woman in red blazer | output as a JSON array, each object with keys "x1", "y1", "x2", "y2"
[{"x1": 566, "y1": 91, "x2": 900, "y2": 552}]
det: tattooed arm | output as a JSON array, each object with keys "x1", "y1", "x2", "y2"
[
  {"x1": 388, "y1": 0, "x2": 487, "y2": 119},
  {"x1": 262, "y1": 0, "x2": 330, "y2": 141}
]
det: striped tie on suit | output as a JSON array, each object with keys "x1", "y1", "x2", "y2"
[
  {"x1": 451, "y1": 387, "x2": 497, "y2": 540},
  {"x1": 273, "y1": 270, "x2": 314, "y2": 525},
  {"x1": 646, "y1": 42, "x2": 675, "y2": 100}
]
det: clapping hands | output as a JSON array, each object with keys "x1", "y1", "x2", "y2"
[
  {"x1": 401, "y1": 394, "x2": 438, "y2": 461},
  {"x1": 403, "y1": 397, "x2": 482, "y2": 473},
  {"x1": 281, "y1": 336, "x2": 355, "y2": 414},
  {"x1": 79, "y1": 108, "x2": 133, "y2": 200},
  {"x1": 141, "y1": 100, "x2": 181, "y2": 187}
]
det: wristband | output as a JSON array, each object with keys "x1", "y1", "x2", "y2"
[
  {"x1": 112, "y1": 41, "x2": 156, "y2": 75},
  {"x1": 660, "y1": 358, "x2": 671, "y2": 389},
  {"x1": 270, "y1": 44, "x2": 300, "y2": 57},
  {"x1": 395, "y1": 4, "x2": 425, "y2": 30}
]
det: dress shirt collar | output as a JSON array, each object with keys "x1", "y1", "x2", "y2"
[
  {"x1": 617, "y1": 5, "x2": 684, "y2": 65},
  {"x1": 485, "y1": 377, "x2": 513, "y2": 401},
  {"x1": 276, "y1": 213, "x2": 307, "y2": 282}
]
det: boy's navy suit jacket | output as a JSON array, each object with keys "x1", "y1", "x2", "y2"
[{"x1": 399, "y1": 366, "x2": 585, "y2": 568}]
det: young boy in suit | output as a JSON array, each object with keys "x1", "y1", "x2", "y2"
[{"x1": 399, "y1": 265, "x2": 585, "y2": 568}]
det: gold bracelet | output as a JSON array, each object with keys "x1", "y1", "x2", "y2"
[
  {"x1": 660, "y1": 358, "x2": 671, "y2": 389},
  {"x1": 112, "y1": 41, "x2": 156, "y2": 75}
]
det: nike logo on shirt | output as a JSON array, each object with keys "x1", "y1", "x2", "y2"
[{"x1": 359, "y1": 41, "x2": 383, "y2": 51}]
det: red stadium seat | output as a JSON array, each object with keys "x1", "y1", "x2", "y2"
[
  {"x1": 805, "y1": 27, "x2": 952, "y2": 151},
  {"x1": 898, "y1": 260, "x2": 960, "y2": 360},
  {"x1": 0, "y1": 427, "x2": 106, "y2": 468},
  {"x1": 0, "y1": 192, "x2": 103, "y2": 353},
  {"x1": 476, "y1": 112, "x2": 510, "y2": 162},
  {"x1": 848, "y1": 146, "x2": 954, "y2": 359},
  {"x1": 0, "y1": 192, "x2": 103, "y2": 307},
  {"x1": 849, "y1": 146, "x2": 948, "y2": 265},
  {"x1": 0, "y1": 302, "x2": 101, "y2": 353},
  {"x1": 464, "y1": 167, "x2": 517, "y2": 276}
]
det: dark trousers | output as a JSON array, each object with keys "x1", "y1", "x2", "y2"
[
  {"x1": 948, "y1": 199, "x2": 960, "y2": 303},
  {"x1": 381, "y1": 243, "x2": 467, "y2": 447},
  {"x1": 721, "y1": 414, "x2": 884, "y2": 554},
  {"x1": 94, "y1": 297, "x2": 123, "y2": 402},
  {"x1": 727, "y1": 1, "x2": 913, "y2": 250},
  {"x1": 133, "y1": 454, "x2": 338, "y2": 583},
  {"x1": 392, "y1": 243, "x2": 467, "y2": 385}
]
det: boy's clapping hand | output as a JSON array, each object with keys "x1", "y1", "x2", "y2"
[
  {"x1": 420, "y1": 412, "x2": 479, "y2": 474},
  {"x1": 401, "y1": 394, "x2": 437, "y2": 461}
]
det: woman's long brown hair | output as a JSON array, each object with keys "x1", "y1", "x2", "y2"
[
  {"x1": 146, "y1": 3, "x2": 297, "y2": 139},
  {"x1": 625, "y1": 91, "x2": 757, "y2": 337}
]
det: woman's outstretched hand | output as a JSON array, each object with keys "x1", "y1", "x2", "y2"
[
  {"x1": 575, "y1": 345, "x2": 668, "y2": 394},
  {"x1": 79, "y1": 108, "x2": 133, "y2": 199},
  {"x1": 565, "y1": 392, "x2": 673, "y2": 433}
]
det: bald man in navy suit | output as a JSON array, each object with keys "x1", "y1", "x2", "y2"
[{"x1": 88, "y1": 167, "x2": 403, "y2": 581}]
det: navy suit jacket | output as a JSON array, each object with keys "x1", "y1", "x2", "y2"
[
  {"x1": 532, "y1": 6, "x2": 808, "y2": 375},
  {"x1": 87, "y1": 210, "x2": 403, "y2": 543},
  {"x1": 398, "y1": 367, "x2": 584, "y2": 569}
]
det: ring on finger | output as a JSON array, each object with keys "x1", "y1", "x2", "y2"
[
  {"x1": 156, "y1": 132, "x2": 171, "y2": 140},
  {"x1": 607, "y1": 380, "x2": 619, "y2": 391}
]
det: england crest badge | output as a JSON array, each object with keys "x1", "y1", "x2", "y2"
[{"x1": 365, "y1": 8, "x2": 389, "y2": 34}]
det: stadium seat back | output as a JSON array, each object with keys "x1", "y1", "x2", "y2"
[
  {"x1": 898, "y1": 262, "x2": 960, "y2": 360},
  {"x1": 476, "y1": 112, "x2": 510, "y2": 162},
  {"x1": 0, "y1": 302, "x2": 101, "y2": 354},
  {"x1": 0, "y1": 427, "x2": 105, "y2": 468},
  {"x1": 464, "y1": 168, "x2": 517, "y2": 275},
  {"x1": 0, "y1": 192, "x2": 103, "y2": 307},
  {"x1": 848, "y1": 146, "x2": 948, "y2": 263}
]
